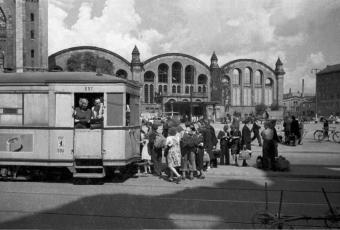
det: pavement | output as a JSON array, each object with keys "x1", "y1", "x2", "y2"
[{"x1": 202, "y1": 122, "x2": 340, "y2": 180}]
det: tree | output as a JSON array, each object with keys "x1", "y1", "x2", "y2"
[
  {"x1": 255, "y1": 103, "x2": 267, "y2": 115},
  {"x1": 270, "y1": 103, "x2": 280, "y2": 111}
]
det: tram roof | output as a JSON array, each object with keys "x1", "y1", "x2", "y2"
[{"x1": 0, "y1": 72, "x2": 141, "y2": 87}]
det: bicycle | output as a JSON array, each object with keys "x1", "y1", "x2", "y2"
[
  {"x1": 251, "y1": 183, "x2": 340, "y2": 229},
  {"x1": 313, "y1": 127, "x2": 340, "y2": 143}
]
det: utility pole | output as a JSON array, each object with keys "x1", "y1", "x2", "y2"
[{"x1": 311, "y1": 68, "x2": 320, "y2": 121}]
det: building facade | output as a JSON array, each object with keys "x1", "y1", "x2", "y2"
[
  {"x1": 0, "y1": 0, "x2": 48, "y2": 72},
  {"x1": 316, "y1": 64, "x2": 340, "y2": 116},
  {"x1": 49, "y1": 46, "x2": 285, "y2": 119}
]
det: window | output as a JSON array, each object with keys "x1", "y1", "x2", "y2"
[
  {"x1": 177, "y1": 85, "x2": 181, "y2": 94},
  {"x1": 233, "y1": 69, "x2": 241, "y2": 85},
  {"x1": 255, "y1": 70, "x2": 262, "y2": 85},
  {"x1": 30, "y1": 13, "x2": 34, "y2": 22},
  {"x1": 198, "y1": 74, "x2": 207, "y2": 84},
  {"x1": 0, "y1": 7, "x2": 6, "y2": 29},
  {"x1": 144, "y1": 71, "x2": 155, "y2": 82},
  {"x1": 198, "y1": 86, "x2": 202, "y2": 93},
  {"x1": 172, "y1": 62, "x2": 182, "y2": 83},
  {"x1": 158, "y1": 85, "x2": 162, "y2": 93},
  {"x1": 31, "y1": 50, "x2": 35, "y2": 58},
  {"x1": 107, "y1": 93, "x2": 123, "y2": 126},
  {"x1": 185, "y1": 86, "x2": 189, "y2": 94},
  {"x1": 172, "y1": 85, "x2": 176, "y2": 93},
  {"x1": 158, "y1": 64, "x2": 169, "y2": 83},
  {"x1": 203, "y1": 85, "x2": 206, "y2": 93},
  {"x1": 163, "y1": 85, "x2": 167, "y2": 93},
  {"x1": 244, "y1": 67, "x2": 251, "y2": 85},
  {"x1": 55, "y1": 93, "x2": 73, "y2": 127},
  {"x1": 30, "y1": 30, "x2": 34, "y2": 39},
  {"x1": 185, "y1": 65, "x2": 195, "y2": 84},
  {"x1": 144, "y1": 84, "x2": 149, "y2": 103},
  {"x1": 150, "y1": 85, "x2": 154, "y2": 103},
  {"x1": 116, "y1": 69, "x2": 128, "y2": 79},
  {"x1": 0, "y1": 94, "x2": 23, "y2": 126},
  {"x1": 24, "y1": 94, "x2": 49, "y2": 126}
]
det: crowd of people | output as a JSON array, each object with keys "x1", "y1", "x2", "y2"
[{"x1": 139, "y1": 117, "x2": 271, "y2": 183}]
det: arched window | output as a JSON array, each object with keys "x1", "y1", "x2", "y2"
[
  {"x1": 244, "y1": 67, "x2": 251, "y2": 85},
  {"x1": 144, "y1": 71, "x2": 155, "y2": 82},
  {"x1": 172, "y1": 85, "x2": 176, "y2": 93},
  {"x1": 265, "y1": 78, "x2": 273, "y2": 106},
  {"x1": 254, "y1": 70, "x2": 262, "y2": 85},
  {"x1": 172, "y1": 62, "x2": 182, "y2": 83},
  {"x1": 30, "y1": 30, "x2": 35, "y2": 39},
  {"x1": 163, "y1": 85, "x2": 168, "y2": 93},
  {"x1": 190, "y1": 86, "x2": 194, "y2": 93},
  {"x1": 158, "y1": 64, "x2": 168, "y2": 83},
  {"x1": 0, "y1": 8, "x2": 6, "y2": 38},
  {"x1": 116, "y1": 69, "x2": 128, "y2": 79},
  {"x1": 150, "y1": 84, "x2": 154, "y2": 103},
  {"x1": 233, "y1": 69, "x2": 241, "y2": 85},
  {"x1": 198, "y1": 86, "x2": 202, "y2": 93},
  {"x1": 144, "y1": 84, "x2": 149, "y2": 103},
  {"x1": 158, "y1": 85, "x2": 162, "y2": 93},
  {"x1": 177, "y1": 85, "x2": 181, "y2": 94},
  {"x1": 185, "y1": 86, "x2": 189, "y2": 94},
  {"x1": 198, "y1": 74, "x2": 207, "y2": 85},
  {"x1": 185, "y1": 65, "x2": 195, "y2": 84}
]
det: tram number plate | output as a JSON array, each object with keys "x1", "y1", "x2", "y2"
[
  {"x1": 57, "y1": 136, "x2": 65, "y2": 154},
  {"x1": 85, "y1": 86, "x2": 94, "y2": 92}
]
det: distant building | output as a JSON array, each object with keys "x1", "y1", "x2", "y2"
[
  {"x1": 316, "y1": 64, "x2": 340, "y2": 116},
  {"x1": 283, "y1": 79, "x2": 315, "y2": 118},
  {"x1": 0, "y1": 0, "x2": 48, "y2": 72}
]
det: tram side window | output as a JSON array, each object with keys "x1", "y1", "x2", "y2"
[
  {"x1": 128, "y1": 94, "x2": 140, "y2": 126},
  {"x1": 0, "y1": 94, "x2": 23, "y2": 126},
  {"x1": 107, "y1": 93, "x2": 123, "y2": 126},
  {"x1": 24, "y1": 94, "x2": 49, "y2": 126}
]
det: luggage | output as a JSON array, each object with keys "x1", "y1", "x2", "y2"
[
  {"x1": 203, "y1": 150, "x2": 210, "y2": 162},
  {"x1": 238, "y1": 149, "x2": 252, "y2": 160},
  {"x1": 274, "y1": 156, "x2": 290, "y2": 171}
]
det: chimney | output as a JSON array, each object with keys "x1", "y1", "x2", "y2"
[{"x1": 302, "y1": 79, "x2": 304, "y2": 97}]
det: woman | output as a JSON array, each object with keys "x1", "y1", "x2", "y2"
[
  {"x1": 166, "y1": 127, "x2": 182, "y2": 183},
  {"x1": 74, "y1": 98, "x2": 91, "y2": 129},
  {"x1": 230, "y1": 125, "x2": 241, "y2": 166},
  {"x1": 181, "y1": 124, "x2": 197, "y2": 180},
  {"x1": 261, "y1": 121, "x2": 275, "y2": 170}
]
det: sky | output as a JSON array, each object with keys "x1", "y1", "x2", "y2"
[{"x1": 48, "y1": 0, "x2": 340, "y2": 94}]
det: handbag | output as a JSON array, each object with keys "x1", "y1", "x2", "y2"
[
  {"x1": 203, "y1": 150, "x2": 210, "y2": 162},
  {"x1": 238, "y1": 148, "x2": 252, "y2": 160}
]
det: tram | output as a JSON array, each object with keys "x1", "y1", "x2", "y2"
[{"x1": 0, "y1": 72, "x2": 141, "y2": 179}]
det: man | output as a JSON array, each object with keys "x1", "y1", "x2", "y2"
[
  {"x1": 217, "y1": 125, "x2": 230, "y2": 165},
  {"x1": 202, "y1": 121, "x2": 218, "y2": 169},
  {"x1": 251, "y1": 120, "x2": 262, "y2": 146},
  {"x1": 290, "y1": 116, "x2": 299, "y2": 146},
  {"x1": 241, "y1": 119, "x2": 252, "y2": 167},
  {"x1": 147, "y1": 124, "x2": 163, "y2": 177}
]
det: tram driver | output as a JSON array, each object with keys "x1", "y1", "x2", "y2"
[{"x1": 74, "y1": 98, "x2": 91, "y2": 129}]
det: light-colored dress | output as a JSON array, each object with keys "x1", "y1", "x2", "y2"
[
  {"x1": 166, "y1": 135, "x2": 181, "y2": 168},
  {"x1": 141, "y1": 133, "x2": 151, "y2": 161}
]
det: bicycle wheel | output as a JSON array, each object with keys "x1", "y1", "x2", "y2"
[
  {"x1": 332, "y1": 131, "x2": 340, "y2": 143},
  {"x1": 314, "y1": 130, "x2": 323, "y2": 141},
  {"x1": 251, "y1": 211, "x2": 275, "y2": 229}
]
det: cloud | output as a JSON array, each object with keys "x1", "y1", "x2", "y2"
[
  {"x1": 48, "y1": 0, "x2": 164, "y2": 59},
  {"x1": 284, "y1": 52, "x2": 326, "y2": 94}
]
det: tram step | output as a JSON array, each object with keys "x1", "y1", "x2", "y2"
[
  {"x1": 73, "y1": 172, "x2": 105, "y2": 179},
  {"x1": 74, "y1": 166, "x2": 104, "y2": 169},
  {"x1": 74, "y1": 159, "x2": 103, "y2": 166}
]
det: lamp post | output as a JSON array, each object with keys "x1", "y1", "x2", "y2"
[{"x1": 311, "y1": 68, "x2": 320, "y2": 121}]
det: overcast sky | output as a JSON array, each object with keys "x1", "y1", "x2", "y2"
[{"x1": 48, "y1": 0, "x2": 340, "y2": 94}]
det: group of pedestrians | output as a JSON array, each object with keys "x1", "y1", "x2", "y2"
[
  {"x1": 140, "y1": 120, "x2": 219, "y2": 183},
  {"x1": 283, "y1": 116, "x2": 304, "y2": 145}
]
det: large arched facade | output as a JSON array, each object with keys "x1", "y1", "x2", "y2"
[
  {"x1": 220, "y1": 59, "x2": 281, "y2": 116},
  {"x1": 142, "y1": 53, "x2": 211, "y2": 117}
]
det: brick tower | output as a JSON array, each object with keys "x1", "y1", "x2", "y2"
[{"x1": 0, "y1": 0, "x2": 48, "y2": 73}]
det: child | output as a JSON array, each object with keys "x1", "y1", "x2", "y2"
[
  {"x1": 230, "y1": 125, "x2": 241, "y2": 166},
  {"x1": 141, "y1": 131, "x2": 151, "y2": 174}
]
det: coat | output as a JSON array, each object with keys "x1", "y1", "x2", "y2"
[{"x1": 242, "y1": 125, "x2": 252, "y2": 148}]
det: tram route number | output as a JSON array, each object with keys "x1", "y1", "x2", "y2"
[
  {"x1": 57, "y1": 136, "x2": 65, "y2": 154},
  {"x1": 85, "y1": 86, "x2": 94, "y2": 92}
]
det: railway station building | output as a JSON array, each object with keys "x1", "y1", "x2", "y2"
[{"x1": 49, "y1": 46, "x2": 285, "y2": 120}]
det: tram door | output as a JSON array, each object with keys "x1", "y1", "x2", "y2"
[{"x1": 73, "y1": 93, "x2": 104, "y2": 159}]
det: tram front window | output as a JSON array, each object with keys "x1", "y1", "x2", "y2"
[{"x1": 74, "y1": 93, "x2": 104, "y2": 129}]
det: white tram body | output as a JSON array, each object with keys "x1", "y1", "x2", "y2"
[{"x1": 0, "y1": 72, "x2": 141, "y2": 178}]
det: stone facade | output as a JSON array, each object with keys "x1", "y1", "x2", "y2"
[
  {"x1": 316, "y1": 64, "x2": 340, "y2": 116},
  {"x1": 49, "y1": 46, "x2": 285, "y2": 119},
  {"x1": 0, "y1": 0, "x2": 48, "y2": 72}
]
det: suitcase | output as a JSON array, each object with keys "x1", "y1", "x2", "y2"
[{"x1": 274, "y1": 156, "x2": 290, "y2": 171}]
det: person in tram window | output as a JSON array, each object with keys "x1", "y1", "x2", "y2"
[
  {"x1": 74, "y1": 98, "x2": 91, "y2": 129},
  {"x1": 91, "y1": 98, "x2": 104, "y2": 128}
]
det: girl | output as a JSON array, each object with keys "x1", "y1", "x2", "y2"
[
  {"x1": 141, "y1": 131, "x2": 151, "y2": 174},
  {"x1": 166, "y1": 127, "x2": 182, "y2": 183}
]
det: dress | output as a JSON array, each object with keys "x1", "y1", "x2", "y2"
[
  {"x1": 166, "y1": 135, "x2": 181, "y2": 168},
  {"x1": 141, "y1": 139, "x2": 151, "y2": 161}
]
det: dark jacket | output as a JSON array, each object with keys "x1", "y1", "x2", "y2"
[
  {"x1": 242, "y1": 125, "x2": 252, "y2": 145},
  {"x1": 217, "y1": 130, "x2": 230, "y2": 147},
  {"x1": 291, "y1": 120, "x2": 300, "y2": 136},
  {"x1": 252, "y1": 123, "x2": 261, "y2": 134}
]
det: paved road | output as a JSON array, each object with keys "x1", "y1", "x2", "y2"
[{"x1": 0, "y1": 175, "x2": 339, "y2": 229}]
